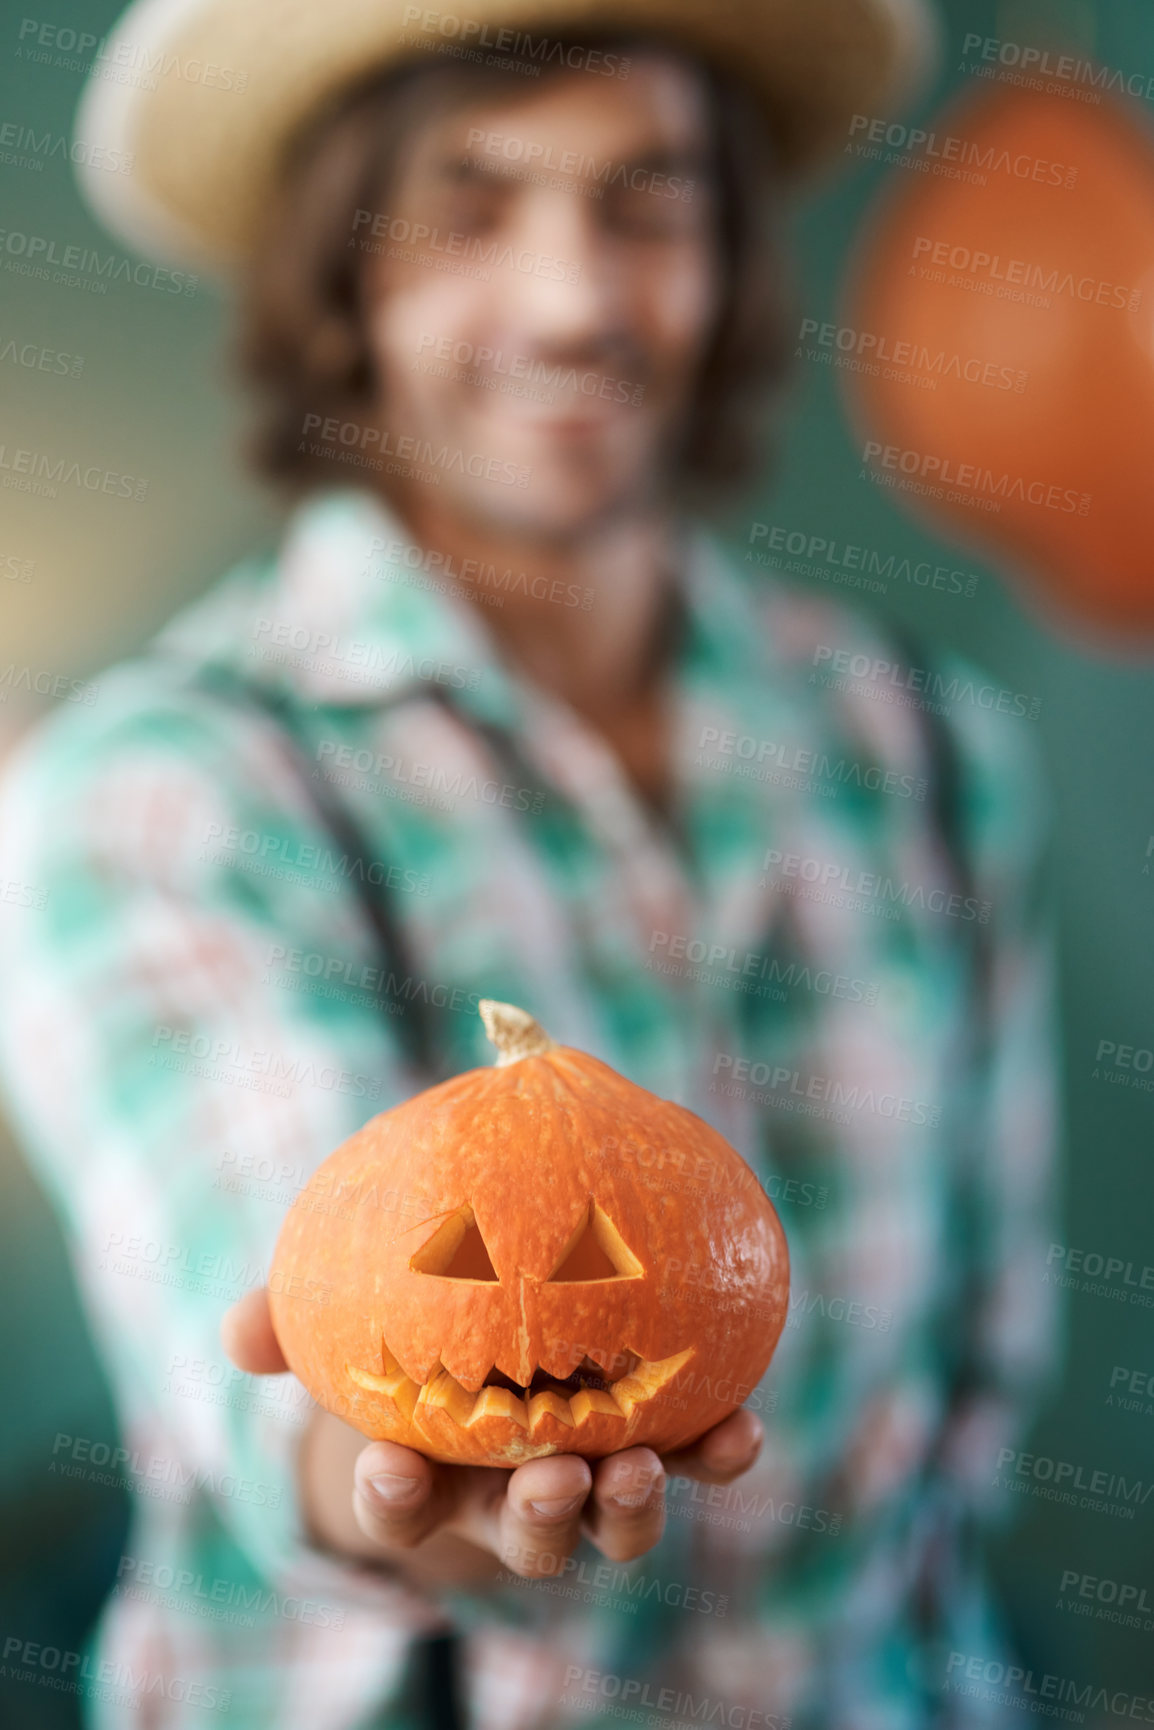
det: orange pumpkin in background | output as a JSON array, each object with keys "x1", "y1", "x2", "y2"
[
  {"x1": 841, "y1": 83, "x2": 1154, "y2": 640},
  {"x1": 268, "y1": 1000, "x2": 789, "y2": 1466}
]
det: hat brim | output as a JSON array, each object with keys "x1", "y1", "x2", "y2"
[{"x1": 76, "y1": 0, "x2": 939, "y2": 272}]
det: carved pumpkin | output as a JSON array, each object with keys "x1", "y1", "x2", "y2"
[{"x1": 268, "y1": 1000, "x2": 789, "y2": 1466}]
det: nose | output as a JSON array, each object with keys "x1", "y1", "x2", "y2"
[{"x1": 496, "y1": 187, "x2": 622, "y2": 352}]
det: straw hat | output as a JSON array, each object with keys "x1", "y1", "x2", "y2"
[{"x1": 74, "y1": 0, "x2": 937, "y2": 272}]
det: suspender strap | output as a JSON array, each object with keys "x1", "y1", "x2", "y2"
[
  {"x1": 189, "y1": 664, "x2": 443, "y2": 1081},
  {"x1": 187, "y1": 664, "x2": 467, "y2": 1727},
  {"x1": 408, "y1": 1632, "x2": 467, "y2": 1730}
]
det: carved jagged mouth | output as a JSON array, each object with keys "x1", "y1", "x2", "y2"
[{"x1": 346, "y1": 1340, "x2": 694, "y2": 1433}]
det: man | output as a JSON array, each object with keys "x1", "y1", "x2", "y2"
[{"x1": 0, "y1": 0, "x2": 1059, "y2": 1726}]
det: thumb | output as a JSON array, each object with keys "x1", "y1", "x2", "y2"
[{"x1": 221, "y1": 1286, "x2": 289, "y2": 1375}]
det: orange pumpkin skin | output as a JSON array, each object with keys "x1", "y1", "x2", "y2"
[
  {"x1": 841, "y1": 86, "x2": 1154, "y2": 639},
  {"x1": 268, "y1": 1007, "x2": 789, "y2": 1467}
]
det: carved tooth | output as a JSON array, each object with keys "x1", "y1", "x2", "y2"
[
  {"x1": 351, "y1": 1346, "x2": 695, "y2": 1433},
  {"x1": 570, "y1": 1387, "x2": 623, "y2": 1425},
  {"x1": 610, "y1": 1349, "x2": 693, "y2": 1416},
  {"x1": 390, "y1": 1374, "x2": 420, "y2": 1423},
  {"x1": 346, "y1": 1362, "x2": 421, "y2": 1423},
  {"x1": 602, "y1": 1375, "x2": 646, "y2": 1419},
  {"x1": 380, "y1": 1336, "x2": 432, "y2": 1387},
  {"x1": 347, "y1": 1364, "x2": 393, "y2": 1393},
  {"x1": 467, "y1": 1385, "x2": 528, "y2": 1429},
  {"x1": 420, "y1": 1367, "x2": 478, "y2": 1426},
  {"x1": 527, "y1": 1390, "x2": 576, "y2": 1431},
  {"x1": 581, "y1": 1347, "x2": 623, "y2": 1379},
  {"x1": 639, "y1": 1346, "x2": 695, "y2": 1389}
]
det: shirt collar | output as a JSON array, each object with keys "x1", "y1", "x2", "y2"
[
  {"x1": 251, "y1": 485, "x2": 765, "y2": 734},
  {"x1": 249, "y1": 487, "x2": 515, "y2": 727}
]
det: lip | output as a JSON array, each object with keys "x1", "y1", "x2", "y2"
[
  {"x1": 347, "y1": 1338, "x2": 693, "y2": 1435},
  {"x1": 489, "y1": 410, "x2": 628, "y2": 438},
  {"x1": 529, "y1": 412, "x2": 627, "y2": 436},
  {"x1": 468, "y1": 392, "x2": 639, "y2": 431}
]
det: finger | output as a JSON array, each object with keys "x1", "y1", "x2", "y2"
[
  {"x1": 352, "y1": 1442, "x2": 450, "y2": 1549},
  {"x1": 584, "y1": 1447, "x2": 666, "y2": 1562},
  {"x1": 492, "y1": 1454, "x2": 594, "y2": 1579},
  {"x1": 661, "y1": 1406, "x2": 763, "y2": 1485},
  {"x1": 220, "y1": 1287, "x2": 288, "y2": 1375}
]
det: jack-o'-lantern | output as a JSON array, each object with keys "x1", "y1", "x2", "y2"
[{"x1": 268, "y1": 1000, "x2": 789, "y2": 1466}]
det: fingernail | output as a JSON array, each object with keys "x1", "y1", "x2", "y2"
[
  {"x1": 367, "y1": 1473, "x2": 423, "y2": 1506},
  {"x1": 528, "y1": 1493, "x2": 585, "y2": 1518},
  {"x1": 611, "y1": 1468, "x2": 665, "y2": 1508}
]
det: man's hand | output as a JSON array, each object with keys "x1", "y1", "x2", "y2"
[{"x1": 222, "y1": 1287, "x2": 762, "y2": 1587}]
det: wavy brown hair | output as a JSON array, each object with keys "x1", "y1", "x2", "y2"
[{"x1": 233, "y1": 32, "x2": 792, "y2": 510}]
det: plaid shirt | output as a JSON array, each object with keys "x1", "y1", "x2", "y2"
[{"x1": 0, "y1": 485, "x2": 1060, "y2": 1730}]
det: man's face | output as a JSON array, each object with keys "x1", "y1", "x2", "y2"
[{"x1": 364, "y1": 53, "x2": 721, "y2": 539}]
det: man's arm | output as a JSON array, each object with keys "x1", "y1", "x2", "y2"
[
  {"x1": 0, "y1": 679, "x2": 435, "y2": 1614},
  {"x1": 0, "y1": 672, "x2": 763, "y2": 1608},
  {"x1": 928, "y1": 674, "x2": 1064, "y2": 1518}
]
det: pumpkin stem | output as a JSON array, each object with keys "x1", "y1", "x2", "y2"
[{"x1": 478, "y1": 999, "x2": 558, "y2": 1065}]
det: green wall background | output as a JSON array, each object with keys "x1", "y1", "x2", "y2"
[{"x1": 2, "y1": 0, "x2": 1152, "y2": 1721}]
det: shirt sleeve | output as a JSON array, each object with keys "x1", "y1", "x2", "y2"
[
  {"x1": 0, "y1": 666, "x2": 449, "y2": 1628},
  {"x1": 931, "y1": 667, "x2": 1064, "y2": 1517}
]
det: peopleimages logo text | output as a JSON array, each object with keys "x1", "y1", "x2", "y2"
[
  {"x1": 398, "y1": 8, "x2": 631, "y2": 77},
  {"x1": 944, "y1": 1649, "x2": 1154, "y2": 1723},
  {"x1": 812, "y1": 645, "x2": 1040, "y2": 718},
  {"x1": 911, "y1": 235, "x2": 1140, "y2": 310},
  {"x1": 960, "y1": 32, "x2": 1154, "y2": 103},
  {"x1": 861, "y1": 439, "x2": 1090, "y2": 515},
  {"x1": 847, "y1": 113, "x2": 1077, "y2": 185},
  {"x1": 0, "y1": 226, "x2": 197, "y2": 292}
]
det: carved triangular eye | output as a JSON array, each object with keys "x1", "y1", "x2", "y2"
[
  {"x1": 410, "y1": 1209, "x2": 499, "y2": 1281},
  {"x1": 547, "y1": 1202, "x2": 643, "y2": 1282}
]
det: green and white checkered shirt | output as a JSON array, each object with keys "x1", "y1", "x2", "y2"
[{"x1": 0, "y1": 485, "x2": 1060, "y2": 1729}]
